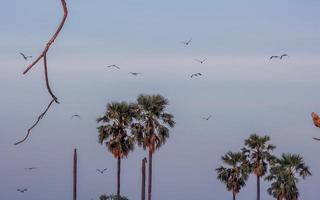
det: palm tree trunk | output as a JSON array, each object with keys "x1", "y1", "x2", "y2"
[
  {"x1": 117, "y1": 157, "x2": 121, "y2": 199},
  {"x1": 257, "y1": 175, "x2": 260, "y2": 200},
  {"x1": 73, "y1": 149, "x2": 77, "y2": 200},
  {"x1": 148, "y1": 151, "x2": 153, "y2": 200},
  {"x1": 141, "y1": 158, "x2": 146, "y2": 200}
]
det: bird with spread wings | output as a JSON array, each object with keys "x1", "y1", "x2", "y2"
[
  {"x1": 97, "y1": 168, "x2": 108, "y2": 174},
  {"x1": 181, "y1": 39, "x2": 192, "y2": 46},
  {"x1": 191, "y1": 73, "x2": 202, "y2": 78},
  {"x1": 19, "y1": 52, "x2": 32, "y2": 60},
  {"x1": 17, "y1": 188, "x2": 28, "y2": 193},
  {"x1": 195, "y1": 58, "x2": 207, "y2": 64},
  {"x1": 106, "y1": 65, "x2": 120, "y2": 69}
]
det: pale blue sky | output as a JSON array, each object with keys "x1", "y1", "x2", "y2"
[{"x1": 1, "y1": 1, "x2": 320, "y2": 200}]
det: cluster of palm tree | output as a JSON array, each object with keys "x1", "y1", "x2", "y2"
[
  {"x1": 97, "y1": 94, "x2": 175, "y2": 200},
  {"x1": 216, "y1": 134, "x2": 311, "y2": 200}
]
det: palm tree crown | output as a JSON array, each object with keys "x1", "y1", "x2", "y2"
[
  {"x1": 266, "y1": 153, "x2": 311, "y2": 200},
  {"x1": 216, "y1": 151, "x2": 250, "y2": 200},
  {"x1": 243, "y1": 134, "x2": 276, "y2": 177},
  {"x1": 132, "y1": 94, "x2": 175, "y2": 153},
  {"x1": 97, "y1": 102, "x2": 136, "y2": 158}
]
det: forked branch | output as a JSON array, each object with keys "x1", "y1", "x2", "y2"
[{"x1": 23, "y1": 0, "x2": 68, "y2": 103}]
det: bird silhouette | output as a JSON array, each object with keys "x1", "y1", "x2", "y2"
[
  {"x1": 195, "y1": 58, "x2": 207, "y2": 64},
  {"x1": 129, "y1": 72, "x2": 141, "y2": 76},
  {"x1": 17, "y1": 188, "x2": 28, "y2": 193},
  {"x1": 280, "y1": 54, "x2": 288, "y2": 59},
  {"x1": 106, "y1": 65, "x2": 120, "y2": 69},
  {"x1": 181, "y1": 39, "x2": 192, "y2": 46},
  {"x1": 202, "y1": 115, "x2": 212, "y2": 120},
  {"x1": 24, "y1": 167, "x2": 36, "y2": 170},
  {"x1": 97, "y1": 168, "x2": 108, "y2": 174},
  {"x1": 71, "y1": 114, "x2": 81, "y2": 119},
  {"x1": 19, "y1": 52, "x2": 32, "y2": 60},
  {"x1": 190, "y1": 73, "x2": 202, "y2": 78},
  {"x1": 270, "y1": 56, "x2": 279, "y2": 60}
]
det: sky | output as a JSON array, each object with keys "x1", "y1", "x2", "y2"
[{"x1": 1, "y1": 0, "x2": 320, "y2": 199}]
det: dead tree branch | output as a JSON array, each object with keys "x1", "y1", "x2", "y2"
[
  {"x1": 14, "y1": 99, "x2": 55, "y2": 145},
  {"x1": 15, "y1": 0, "x2": 68, "y2": 145},
  {"x1": 23, "y1": 0, "x2": 68, "y2": 103}
]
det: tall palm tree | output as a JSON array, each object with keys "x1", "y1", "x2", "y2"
[
  {"x1": 97, "y1": 102, "x2": 136, "y2": 199},
  {"x1": 131, "y1": 94, "x2": 175, "y2": 200},
  {"x1": 265, "y1": 153, "x2": 311, "y2": 200},
  {"x1": 243, "y1": 134, "x2": 276, "y2": 200},
  {"x1": 216, "y1": 151, "x2": 250, "y2": 200}
]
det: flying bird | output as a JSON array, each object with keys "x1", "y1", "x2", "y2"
[
  {"x1": 202, "y1": 115, "x2": 212, "y2": 120},
  {"x1": 106, "y1": 65, "x2": 120, "y2": 69},
  {"x1": 71, "y1": 114, "x2": 81, "y2": 119},
  {"x1": 19, "y1": 52, "x2": 32, "y2": 60},
  {"x1": 17, "y1": 188, "x2": 28, "y2": 193},
  {"x1": 24, "y1": 167, "x2": 36, "y2": 170},
  {"x1": 190, "y1": 73, "x2": 202, "y2": 78},
  {"x1": 97, "y1": 168, "x2": 108, "y2": 174},
  {"x1": 181, "y1": 39, "x2": 192, "y2": 46},
  {"x1": 280, "y1": 54, "x2": 289, "y2": 59},
  {"x1": 270, "y1": 56, "x2": 279, "y2": 60},
  {"x1": 195, "y1": 58, "x2": 207, "y2": 64},
  {"x1": 129, "y1": 72, "x2": 141, "y2": 76}
]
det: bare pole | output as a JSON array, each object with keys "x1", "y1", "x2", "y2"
[
  {"x1": 73, "y1": 148, "x2": 77, "y2": 200},
  {"x1": 141, "y1": 157, "x2": 147, "y2": 200}
]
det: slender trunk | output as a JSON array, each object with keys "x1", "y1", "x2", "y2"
[
  {"x1": 117, "y1": 157, "x2": 121, "y2": 199},
  {"x1": 73, "y1": 149, "x2": 77, "y2": 200},
  {"x1": 233, "y1": 193, "x2": 236, "y2": 200},
  {"x1": 148, "y1": 151, "x2": 153, "y2": 200},
  {"x1": 141, "y1": 158, "x2": 147, "y2": 200},
  {"x1": 257, "y1": 175, "x2": 260, "y2": 200}
]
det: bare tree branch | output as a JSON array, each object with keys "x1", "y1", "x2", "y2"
[
  {"x1": 23, "y1": 0, "x2": 68, "y2": 103},
  {"x1": 14, "y1": 99, "x2": 55, "y2": 145},
  {"x1": 16, "y1": 0, "x2": 69, "y2": 145}
]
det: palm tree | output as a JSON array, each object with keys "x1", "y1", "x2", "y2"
[
  {"x1": 265, "y1": 153, "x2": 311, "y2": 200},
  {"x1": 243, "y1": 134, "x2": 276, "y2": 200},
  {"x1": 216, "y1": 151, "x2": 250, "y2": 200},
  {"x1": 131, "y1": 94, "x2": 175, "y2": 200},
  {"x1": 97, "y1": 102, "x2": 136, "y2": 199}
]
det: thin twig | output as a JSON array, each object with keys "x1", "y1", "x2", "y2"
[
  {"x1": 23, "y1": 0, "x2": 68, "y2": 103},
  {"x1": 14, "y1": 99, "x2": 55, "y2": 145}
]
